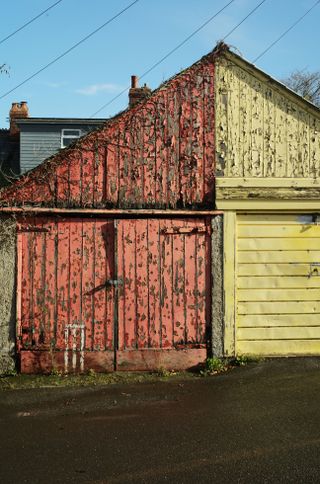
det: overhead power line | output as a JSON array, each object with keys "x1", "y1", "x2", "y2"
[
  {"x1": 223, "y1": 0, "x2": 267, "y2": 41},
  {"x1": 253, "y1": 0, "x2": 320, "y2": 63},
  {"x1": 90, "y1": 0, "x2": 267, "y2": 117},
  {"x1": 0, "y1": 0, "x2": 139, "y2": 100},
  {"x1": 0, "y1": 0, "x2": 64, "y2": 46},
  {"x1": 90, "y1": 0, "x2": 236, "y2": 117}
]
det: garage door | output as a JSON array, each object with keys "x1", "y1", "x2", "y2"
[
  {"x1": 237, "y1": 214, "x2": 320, "y2": 356},
  {"x1": 17, "y1": 217, "x2": 211, "y2": 373}
]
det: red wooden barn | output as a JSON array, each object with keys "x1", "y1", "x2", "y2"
[{"x1": 0, "y1": 43, "x2": 227, "y2": 374}]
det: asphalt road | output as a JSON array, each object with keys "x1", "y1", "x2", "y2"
[{"x1": 2, "y1": 358, "x2": 320, "y2": 483}]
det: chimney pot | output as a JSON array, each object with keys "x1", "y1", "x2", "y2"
[
  {"x1": 128, "y1": 77, "x2": 151, "y2": 108},
  {"x1": 9, "y1": 101, "x2": 29, "y2": 136},
  {"x1": 131, "y1": 75, "x2": 138, "y2": 89}
]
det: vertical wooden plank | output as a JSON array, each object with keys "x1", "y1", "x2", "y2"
[
  {"x1": 274, "y1": 92, "x2": 287, "y2": 177},
  {"x1": 250, "y1": 76, "x2": 264, "y2": 177},
  {"x1": 228, "y1": 64, "x2": 241, "y2": 177},
  {"x1": 215, "y1": 58, "x2": 229, "y2": 177},
  {"x1": 117, "y1": 219, "x2": 125, "y2": 350},
  {"x1": 56, "y1": 161, "x2": 70, "y2": 204},
  {"x1": 131, "y1": 114, "x2": 144, "y2": 207},
  {"x1": 191, "y1": 71, "x2": 204, "y2": 204},
  {"x1": 147, "y1": 219, "x2": 161, "y2": 347},
  {"x1": 20, "y1": 231, "x2": 32, "y2": 348},
  {"x1": 224, "y1": 212, "x2": 236, "y2": 356},
  {"x1": 240, "y1": 68, "x2": 252, "y2": 178},
  {"x1": 119, "y1": 126, "x2": 133, "y2": 207},
  {"x1": 196, "y1": 227, "x2": 208, "y2": 344},
  {"x1": 166, "y1": 85, "x2": 179, "y2": 208},
  {"x1": 105, "y1": 220, "x2": 115, "y2": 350},
  {"x1": 135, "y1": 220, "x2": 149, "y2": 348},
  {"x1": 160, "y1": 219, "x2": 173, "y2": 348},
  {"x1": 185, "y1": 225, "x2": 197, "y2": 344},
  {"x1": 287, "y1": 102, "x2": 299, "y2": 177},
  {"x1": 118, "y1": 219, "x2": 136, "y2": 349},
  {"x1": 32, "y1": 224, "x2": 45, "y2": 347},
  {"x1": 43, "y1": 219, "x2": 56, "y2": 348},
  {"x1": 142, "y1": 104, "x2": 156, "y2": 206},
  {"x1": 68, "y1": 151, "x2": 82, "y2": 205},
  {"x1": 56, "y1": 219, "x2": 70, "y2": 349},
  {"x1": 81, "y1": 149, "x2": 95, "y2": 206},
  {"x1": 179, "y1": 79, "x2": 192, "y2": 206},
  {"x1": 155, "y1": 96, "x2": 168, "y2": 207},
  {"x1": 310, "y1": 116, "x2": 320, "y2": 177},
  {"x1": 93, "y1": 219, "x2": 107, "y2": 350},
  {"x1": 172, "y1": 223, "x2": 186, "y2": 347},
  {"x1": 299, "y1": 109, "x2": 310, "y2": 177},
  {"x1": 82, "y1": 220, "x2": 94, "y2": 351},
  {"x1": 106, "y1": 139, "x2": 119, "y2": 205},
  {"x1": 263, "y1": 87, "x2": 275, "y2": 177},
  {"x1": 93, "y1": 144, "x2": 105, "y2": 206},
  {"x1": 69, "y1": 220, "x2": 82, "y2": 327},
  {"x1": 203, "y1": 63, "x2": 215, "y2": 203}
]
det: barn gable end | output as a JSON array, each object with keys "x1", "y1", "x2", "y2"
[{"x1": 0, "y1": 50, "x2": 220, "y2": 210}]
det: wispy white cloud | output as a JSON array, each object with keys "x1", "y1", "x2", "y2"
[{"x1": 75, "y1": 83, "x2": 122, "y2": 96}]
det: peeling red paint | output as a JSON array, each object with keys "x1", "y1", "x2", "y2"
[
  {"x1": 17, "y1": 217, "x2": 211, "y2": 373},
  {"x1": 1, "y1": 61, "x2": 215, "y2": 210}
]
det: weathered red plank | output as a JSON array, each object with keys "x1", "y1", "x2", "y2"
[
  {"x1": 117, "y1": 348, "x2": 206, "y2": 371},
  {"x1": 56, "y1": 220, "x2": 70, "y2": 349},
  {"x1": 173, "y1": 229, "x2": 186, "y2": 346},
  {"x1": 20, "y1": 229, "x2": 32, "y2": 348},
  {"x1": 135, "y1": 220, "x2": 149, "y2": 348},
  {"x1": 43, "y1": 220, "x2": 56, "y2": 347},
  {"x1": 20, "y1": 350, "x2": 114, "y2": 374},
  {"x1": 167, "y1": 84, "x2": 179, "y2": 208},
  {"x1": 155, "y1": 96, "x2": 167, "y2": 206},
  {"x1": 118, "y1": 219, "x2": 137, "y2": 349},
  {"x1": 82, "y1": 220, "x2": 94, "y2": 350},
  {"x1": 56, "y1": 161, "x2": 69, "y2": 204},
  {"x1": 196, "y1": 226, "x2": 208, "y2": 343},
  {"x1": 147, "y1": 219, "x2": 161, "y2": 347},
  {"x1": 68, "y1": 152, "x2": 82, "y2": 206},
  {"x1": 68, "y1": 220, "x2": 82, "y2": 369},
  {"x1": 160, "y1": 219, "x2": 173, "y2": 348},
  {"x1": 81, "y1": 150, "x2": 95, "y2": 206},
  {"x1": 32, "y1": 224, "x2": 44, "y2": 347},
  {"x1": 105, "y1": 141, "x2": 118, "y2": 205},
  {"x1": 185, "y1": 223, "x2": 197, "y2": 344},
  {"x1": 203, "y1": 63, "x2": 215, "y2": 198},
  {"x1": 104, "y1": 220, "x2": 115, "y2": 350},
  {"x1": 93, "y1": 145, "x2": 105, "y2": 206}
]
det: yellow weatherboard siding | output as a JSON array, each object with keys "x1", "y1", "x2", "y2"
[
  {"x1": 236, "y1": 214, "x2": 320, "y2": 356},
  {"x1": 215, "y1": 55, "x2": 320, "y2": 178}
]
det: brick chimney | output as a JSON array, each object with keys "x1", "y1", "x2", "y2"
[
  {"x1": 128, "y1": 76, "x2": 151, "y2": 108},
  {"x1": 9, "y1": 101, "x2": 29, "y2": 136}
]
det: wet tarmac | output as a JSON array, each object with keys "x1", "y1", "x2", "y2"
[{"x1": 2, "y1": 358, "x2": 320, "y2": 483}]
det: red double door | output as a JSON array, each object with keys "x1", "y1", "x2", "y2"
[{"x1": 18, "y1": 217, "x2": 211, "y2": 373}]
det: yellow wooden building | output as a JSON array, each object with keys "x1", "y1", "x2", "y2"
[{"x1": 215, "y1": 47, "x2": 320, "y2": 357}]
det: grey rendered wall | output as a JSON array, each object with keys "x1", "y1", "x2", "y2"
[
  {"x1": 211, "y1": 215, "x2": 224, "y2": 358},
  {"x1": 20, "y1": 123, "x2": 100, "y2": 173},
  {"x1": 0, "y1": 217, "x2": 16, "y2": 373}
]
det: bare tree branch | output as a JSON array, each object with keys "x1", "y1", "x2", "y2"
[{"x1": 282, "y1": 69, "x2": 320, "y2": 107}]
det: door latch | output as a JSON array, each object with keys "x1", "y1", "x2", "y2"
[{"x1": 106, "y1": 279, "x2": 123, "y2": 287}]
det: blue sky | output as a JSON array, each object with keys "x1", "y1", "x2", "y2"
[{"x1": 0, "y1": 0, "x2": 319, "y2": 127}]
